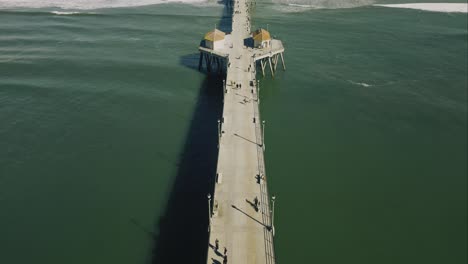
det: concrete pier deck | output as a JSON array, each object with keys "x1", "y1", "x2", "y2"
[{"x1": 206, "y1": 1, "x2": 276, "y2": 263}]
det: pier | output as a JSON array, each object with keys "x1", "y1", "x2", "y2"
[{"x1": 199, "y1": 1, "x2": 284, "y2": 263}]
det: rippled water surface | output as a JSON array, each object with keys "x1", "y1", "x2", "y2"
[{"x1": 0, "y1": 1, "x2": 466, "y2": 263}]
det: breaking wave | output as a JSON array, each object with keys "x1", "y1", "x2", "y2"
[
  {"x1": 273, "y1": 0, "x2": 375, "y2": 9},
  {"x1": 0, "y1": 0, "x2": 207, "y2": 10},
  {"x1": 0, "y1": 0, "x2": 377, "y2": 11},
  {"x1": 50, "y1": 11, "x2": 82, "y2": 15},
  {"x1": 374, "y1": 3, "x2": 468, "y2": 13}
]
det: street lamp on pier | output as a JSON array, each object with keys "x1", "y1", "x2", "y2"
[
  {"x1": 208, "y1": 193, "x2": 212, "y2": 232},
  {"x1": 262, "y1": 120, "x2": 266, "y2": 151},
  {"x1": 217, "y1": 119, "x2": 221, "y2": 148},
  {"x1": 271, "y1": 195, "x2": 276, "y2": 236},
  {"x1": 257, "y1": 80, "x2": 260, "y2": 104}
]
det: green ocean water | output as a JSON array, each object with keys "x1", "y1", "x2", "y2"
[{"x1": 0, "y1": 1, "x2": 466, "y2": 263}]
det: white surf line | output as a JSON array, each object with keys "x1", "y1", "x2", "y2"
[
  {"x1": 51, "y1": 11, "x2": 81, "y2": 15},
  {"x1": 287, "y1": 3, "x2": 314, "y2": 8},
  {"x1": 374, "y1": 3, "x2": 468, "y2": 13},
  {"x1": 0, "y1": 0, "x2": 207, "y2": 10}
]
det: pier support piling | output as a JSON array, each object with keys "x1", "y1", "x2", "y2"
[
  {"x1": 280, "y1": 52, "x2": 286, "y2": 70},
  {"x1": 198, "y1": 53, "x2": 203, "y2": 71},
  {"x1": 268, "y1": 57, "x2": 274, "y2": 77},
  {"x1": 198, "y1": 51, "x2": 228, "y2": 75}
]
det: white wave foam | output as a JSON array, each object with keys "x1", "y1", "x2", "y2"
[
  {"x1": 273, "y1": 0, "x2": 375, "y2": 10},
  {"x1": 288, "y1": 3, "x2": 313, "y2": 8},
  {"x1": 349, "y1": 80, "x2": 373, "y2": 87},
  {"x1": 273, "y1": 0, "x2": 375, "y2": 13},
  {"x1": 0, "y1": 0, "x2": 207, "y2": 10},
  {"x1": 51, "y1": 11, "x2": 81, "y2": 15},
  {"x1": 278, "y1": 3, "x2": 315, "y2": 13},
  {"x1": 374, "y1": 3, "x2": 468, "y2": 13}
]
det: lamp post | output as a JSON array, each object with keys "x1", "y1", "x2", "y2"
[
  {"x1": 257, "y1": 80, "x2": 260, "y2": 103},
  {"x1": 217, "y1": 119, "x2": 221, "y2": 148},
  {"x1": 271, "y1": 195, "x2": 276, "y2": 236},
  {"x1": 262, "y1": 120, "x2": 266, "y2": 151},
  {"x1": 218, "y1": 119, "x2": 222, "y2": 138},
  {"x1": 208, "y1": 193, "x2": 212, "y2": 232}
]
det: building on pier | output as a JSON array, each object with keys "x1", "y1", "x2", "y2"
[
  {"x1": 253, "y1": 28, "x2": 271, "y2": 48},
  {"x1": 198, "y1": 27, "x2": 285, "y2": 77},
  {"x1": 204, "y1": 29, "x2": 226, "y2": 50},
  {"x1": 198, "y1": 30, "x2": 230, "y2": 74}
]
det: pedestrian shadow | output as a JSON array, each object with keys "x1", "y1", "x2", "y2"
[
  {"x1": 245, "y1": 199, "x2": 259, "y2": 212},
  {"x1": 211, "y1": 258, "x2": 222, "y2": 264},
  {"x1": 209, "y1": 244, "x2": 225, "y2": 257}
]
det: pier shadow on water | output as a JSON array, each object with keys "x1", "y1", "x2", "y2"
[
  {"x1": 150, "y1": 75, "x2": 222, "y2": 264},
  {"x1": 150, "y1": 2, "x2": 232, "y2": 264}
]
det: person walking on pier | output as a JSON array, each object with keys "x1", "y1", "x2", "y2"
[
  {"x1": 215, "y1": 239, "x2": 219, "y2": 252},
  {"x1": 224, "y1": 247, "x2": 227, "y2": 256}
]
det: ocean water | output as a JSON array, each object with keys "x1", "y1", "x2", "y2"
[{"x1": 0, "y1": 1, "x2": 466, "y2": 264}]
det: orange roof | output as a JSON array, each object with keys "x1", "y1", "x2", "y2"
[
  {"x1": 204, "y1": 29, "x2": 226, "y2": 42},
  {"x1": 253, "y1": 28, "x2": 271, "y2": 41}
]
